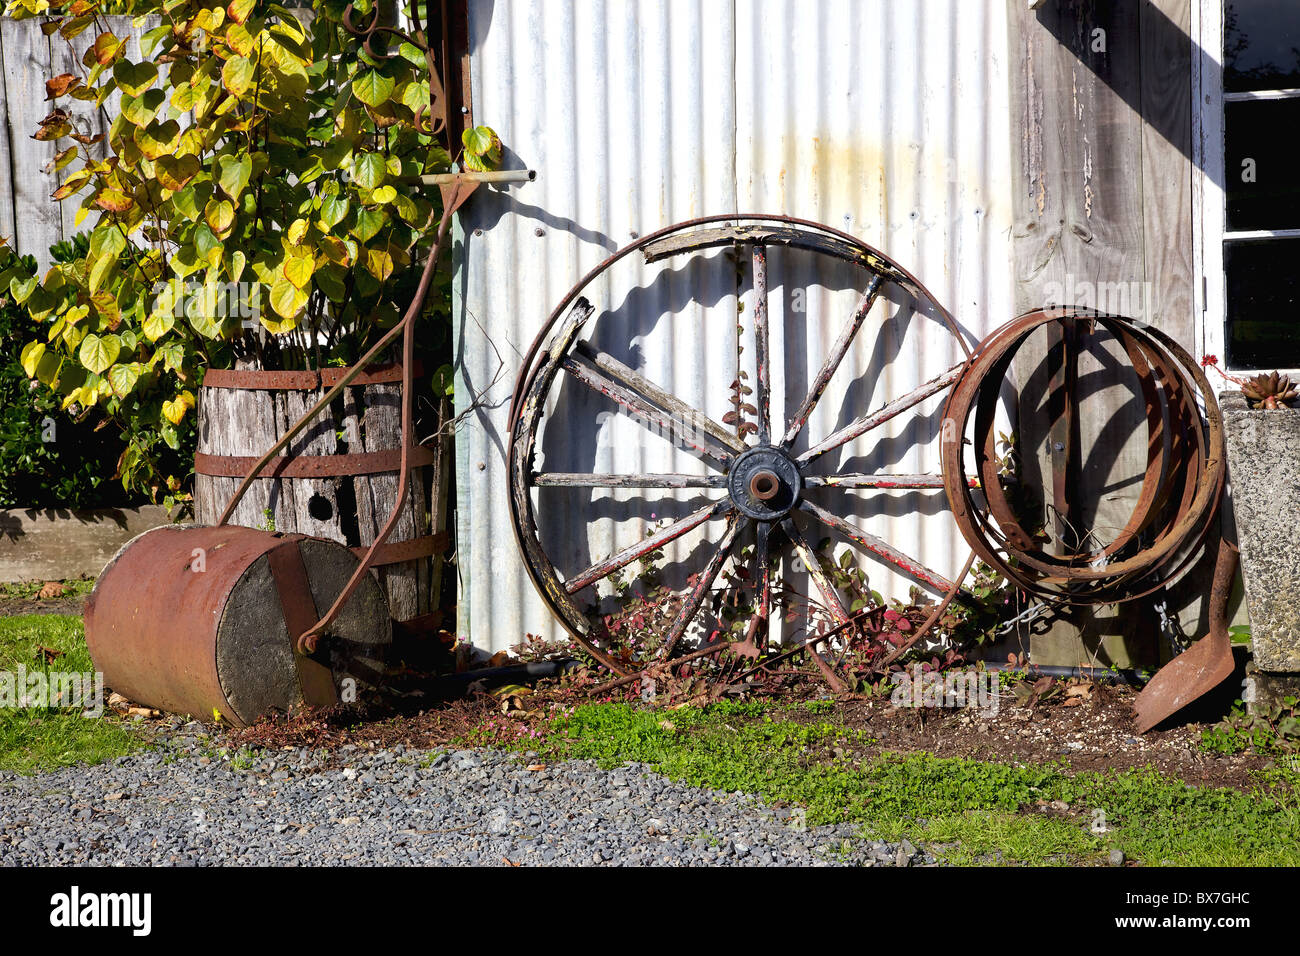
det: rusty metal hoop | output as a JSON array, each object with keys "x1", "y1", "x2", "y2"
[
  {"x1": 939, "y1": 307, "x2": 1225, "y2": 605},
  {"x1": 508, "y1": 214, "x2": 977, "y2": 680}
]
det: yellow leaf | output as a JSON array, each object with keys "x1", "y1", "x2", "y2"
[
  {"x1": 20, "y1": 341, "x2": 46, "y2": 378},
  {"x1": 162, "y1": 390, "x2": 195, "y2": 425},
  {"x1": 205, "y1": 198, "x2": 235, "y2": 235},
  {"x1": 269, "y1": 279, "x2": 307, "y2": 320},
  {"x1": 222, "y1": 56, "x2": 254, "y2": 96},
  {"x1": 282, "y1": 255, "x2": 313, "y2": 290}
]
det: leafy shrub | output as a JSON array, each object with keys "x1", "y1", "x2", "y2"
[
  {"x1": 5, "y1": 0, "x2": 497, "y2": 502},
  {"x1": 0, "y1": 242, "x2": 144, "y2": 509}
]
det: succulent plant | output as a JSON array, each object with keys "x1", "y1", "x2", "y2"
[{"x1": 1242, "y1": 371, "x2": 1299, "y2": 410}]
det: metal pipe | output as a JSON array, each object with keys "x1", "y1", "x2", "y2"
[
  {"x1": 437, "y1": 659, "x2": 584, "y2": 690},
  {"x1": 402, "y1": 169, "x2": 537, "y2": 186},
  {"x1": 972, "y1": 661, "x2": 1152, "y2": 685}
]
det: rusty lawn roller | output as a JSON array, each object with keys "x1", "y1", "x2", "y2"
[{"x1": 85, "y1": 525, "x2": 391, "y2": 728}]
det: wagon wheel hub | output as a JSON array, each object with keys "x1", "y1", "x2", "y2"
[{"x1": 728, "y1": 445, "x2": 802, "y2": 521}]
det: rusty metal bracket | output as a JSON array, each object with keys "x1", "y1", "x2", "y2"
[{"x1": 266, "y1": 537, "x2": 340, "y2": 709}]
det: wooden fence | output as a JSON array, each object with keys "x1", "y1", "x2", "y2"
[{"x1": 0, "y1": 16, "x2": 160, "y2": 270}]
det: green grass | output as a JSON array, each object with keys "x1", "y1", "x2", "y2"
[
  {"x1": 521, "y1": 700, "x2": 1300, "y2": 867},
  {"x1": 0, "y1": 614, "x2": 142, "y2": 774}
]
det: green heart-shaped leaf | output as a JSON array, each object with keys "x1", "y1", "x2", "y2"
[
  {"x1": 112, "y1": 59, "x2": 158, "y2": 97},
  {"x1": 352, "y1": 152, "x2": 386, "y2": 190},
  {"x1": 352, "y1": 69, "x2": 395, "y2": 108},
  {"x1": 78, "y1": 332, "x2": 121, "y2": 374},
  {"x1": 121, "y1": 88, "x2": 166, "y2": 126}
]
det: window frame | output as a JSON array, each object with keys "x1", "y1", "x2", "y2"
[{"x1": 1193, "y1": 0, "x2": 1300, "y2": 373}]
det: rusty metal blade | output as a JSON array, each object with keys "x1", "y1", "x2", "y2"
[{"x1": 1133, "y1": 540, "x2": 1237, "y2": 734}]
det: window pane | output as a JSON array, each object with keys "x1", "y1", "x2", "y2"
[
  {"x1": 1226, "y1": 0, "x2": 1300, "y2": 92},
  {"x1": 1225, "y1": 239, "x2": 1300, "y2": 368},
  {"x1": 1225, "y1": 99, "x2": 1300, "y2": 231}
]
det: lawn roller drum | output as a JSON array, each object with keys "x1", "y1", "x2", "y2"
[{"x1": 85, "y1": 525, "x2": 390, "y2": 727}]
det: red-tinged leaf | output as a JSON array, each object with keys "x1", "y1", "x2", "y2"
[
  {"x1": 95, "y1": 188, "x2": 135, "y2": 213},
  {"x1": 33, "y1": 121, "x2": 71, "y2": 141},
  {"x1": 91, "y1": 32, "x2": 121, "y2": 66},
  {"x1": 45, "y1": 73, "x2": 81, "y2": 100}
]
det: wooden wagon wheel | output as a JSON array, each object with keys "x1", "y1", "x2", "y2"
[{"x1": 508, "y1": 215, "x2": 975, "y2": 684}]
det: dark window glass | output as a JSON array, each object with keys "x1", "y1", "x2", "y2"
[
  {"x1": 1225, "y1": 98, "x2": 1300, "y2": 231},
  {"x1": 1225, "y1": 239, "x2": 1300, "y2": 368},
  {"x1": 1226, "y1": 0, "x2": 1300, "y2": 92}
]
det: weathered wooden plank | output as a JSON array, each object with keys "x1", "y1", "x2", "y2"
[
  {"x1": 195, "y1": 375, "x2": 286, "y2": 531},
  {"x1": 278, "y1": 387, "x2": 342, "y2": 540},
  {"x1": 1006, "y1": 0, "x2": 1156, "y2": 668},
  {"x1": 0, "y1": 22, "x2": 17, "y2": 249},
  {"x1": 1, "y1": 17, "x2": 64, "y2": 266},
  {"x1": 345, "y1": 381, "x2": 430, "y2": 621},
  {"x1": 1140, "y1": 0, "x2": 1194, "y2": 343}
]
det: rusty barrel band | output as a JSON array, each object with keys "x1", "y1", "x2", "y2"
[
  {"x1": 195, "y1": 445, "x2": 436, "y2": 478},
  {"x1": 348, "y1": 531, "x2": 449, "y2": 566},
  {"x1": 201, "y1": 361, "x2": 422, "y2": 390}
]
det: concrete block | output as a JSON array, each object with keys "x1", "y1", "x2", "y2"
[{"x1": 1221, "y1": 390, "x2": 1300, "y2": 672}]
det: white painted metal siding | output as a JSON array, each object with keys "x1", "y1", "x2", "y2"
[{"x1": 456, "y1": 0, "x2": 1014, "y2": 653}]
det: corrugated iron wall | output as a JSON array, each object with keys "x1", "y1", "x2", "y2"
[{"x1": 455, "y1": 0, "x2": 1015, "y2": 653}]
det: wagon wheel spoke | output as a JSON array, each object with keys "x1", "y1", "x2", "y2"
[
  {"x1": 564, "y1": 500, "x2": 732, "y2": 595},
  {"x1": 781, "y1": 516, "x2": 851, "y2": 693},
  {"x1": 752, "y1": 244, "x2": 772, "y2": 444},
  {"x1": 661, "y1": 513, "x2": 748, "y2": 658},
  {"x1": 799, "y1": 498, "x2": 959, "y2": 596},
  {"x1": 561, "y1": 339, "x2": 743, "y2": 466},
  {"x1": 743, "y1": 519, "x2": 774, "y2": 651},
  {"x1": 534, "y1": 473, "x2": 727, "y2": 489},
  {"x1": 805, "y1": 473, "x2": 960, "y2": 489},
  {"x1": 781, "y1": 274, "x2": 885, "y2": 449},
  {"x1": 797, "y1": 360, "x2": 966, "y2": 466}
]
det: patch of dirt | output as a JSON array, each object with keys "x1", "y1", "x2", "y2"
[
  {"x1": 0, "y1": 579, "x2": 93, "y2": 617},
  {"x1": 0, "y1": 595, "x2": 88, "y2": 617},
  {"x1": 819, "y1": 681, "x2": 1274, "y2": 792}
]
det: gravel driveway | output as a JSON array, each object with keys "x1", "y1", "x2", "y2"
[{"x1": 0, "y1": 734, "x2": 932, "y2": 866}]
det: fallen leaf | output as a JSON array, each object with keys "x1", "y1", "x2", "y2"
[
  {"x1": 37, "y1": 581, "x2": 68, "y2": 599},
  {"x1": 526, "y1": 764, "x2": 546, "y2": 772},
  {"x1": 34, "y1": 645, "x2": 63, "y2": 664}
]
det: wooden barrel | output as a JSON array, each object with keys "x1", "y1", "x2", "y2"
[{"x1": 193, "y1": 362, "x2": 443, "y2": 621}]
